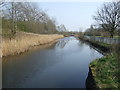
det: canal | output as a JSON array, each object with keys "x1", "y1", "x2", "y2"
[{"x1": 2, "y1": 37, "x2": 103, "y2": 88}]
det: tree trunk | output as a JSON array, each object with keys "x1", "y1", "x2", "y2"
[{"x1": 110, "y1": 32, "x2": 114, "y2": 38}]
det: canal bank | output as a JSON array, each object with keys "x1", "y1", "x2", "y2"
[
  {"x1": 2, "y1": 31, "x2": 64, "y2": 57},
  {"x1": 78, "y1": 37, "x2": 112, "y2": 55},
  {"x1": 89, "y1": 53, "x2": 119, "y2": 88},
  {"x1": 79, "y1": 37, "x2": 119, "y2": 88}
]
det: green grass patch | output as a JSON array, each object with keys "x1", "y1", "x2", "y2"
[
  {"x1": 113, "y1": 36, "x2": 120, "y2": 38},
  {"x1": 94, "y1": 36, "x2": 120, "y2": 38},
  {"x1": 90, "y1": 53, "x2": 119, "y2": 88}
]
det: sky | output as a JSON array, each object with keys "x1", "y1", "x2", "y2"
[
  {"x1": 4, "y1": 0, "x2": 112, "y2": 32},
  {"x1": 38, "y1": 2, "x2": 105, "y2": 32}
]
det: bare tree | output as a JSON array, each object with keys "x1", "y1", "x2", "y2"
[
  {"x1": 59, "y1": 24, "x2": 67, "y2": 32},
  {"x1": 2, "y1": 2, "x2": 58, "y2": 35},
  {"x1": 2, "y1": 2, "x2": 19, "y2": 37},
  {"x1": 93, "y1": 1, "x2": 120, "y2": 38}
]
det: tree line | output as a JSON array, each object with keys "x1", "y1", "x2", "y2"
[{"x1": 1, "y1": 2, "x2": 59, "y2": 38}]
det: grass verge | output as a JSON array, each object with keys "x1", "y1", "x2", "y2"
[
  {"x1": 90, "y1": 53, "x2": 119, "y2": 88},
  {"x1": 79, "y1": 37, "x2": 119, "y2": 88}
]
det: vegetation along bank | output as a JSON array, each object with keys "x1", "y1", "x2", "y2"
[
  {"x1": 79, "y1": 36, "x2": 119, "y2": 88},
  {"x1": 2, "y1": 32, "x2": 64, "y2": 57},
  {"x1": 2, "y1": 2, "x2": 65, "y2": 57}
]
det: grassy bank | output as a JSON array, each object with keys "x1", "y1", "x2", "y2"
[
  {"x1": 79, "y1": 37, "x2": 119, "y2": 88},
  {"x1": 2, "y1": 31, "x2": 64, "y2": 57},
  {"x1": 90, "y1": 53, "x2": 119, "y2": 88},
  {"x1": 94, "y1": 36, "x2": 120, "y2": 38}
]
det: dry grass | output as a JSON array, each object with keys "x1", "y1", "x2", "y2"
[{"x1": 2, "y1": 32, "x2": 64, "y2": 57}]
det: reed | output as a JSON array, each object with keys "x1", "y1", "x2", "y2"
[{"x1": 2, "y1": 32, "x2": 64, "y2": 57}]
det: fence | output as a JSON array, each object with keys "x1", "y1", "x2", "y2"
[{"x1": 84, "y1": 36, "x2": 120, "y2": 44}]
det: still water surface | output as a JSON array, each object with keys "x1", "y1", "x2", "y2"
[{"x1": 3, "y1": 37, "x2": 103, "y2": 88}]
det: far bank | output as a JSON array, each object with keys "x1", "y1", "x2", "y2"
[{"x1": 2, "y1": 31, "x2": 64, "y2": 57}]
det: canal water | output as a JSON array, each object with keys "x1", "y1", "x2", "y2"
[{"x1": 2, "y1": 37, "x2": 103, "y2": 88}]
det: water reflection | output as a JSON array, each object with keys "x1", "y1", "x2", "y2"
[
  {"x1": 56, "y1": 37, "x2": 76, "y2": 48},
  {"x1": 3, "y1": 36, "x2": 103, "y2": 88}
]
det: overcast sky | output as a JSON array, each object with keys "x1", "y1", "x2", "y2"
[{"x1": 38, "y1": 2, "x2": 105, "y2": 32}]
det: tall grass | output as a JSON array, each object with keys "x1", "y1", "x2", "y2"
[{"x1": 2, "y1": 32, "x2": 63, "y2": 57}]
